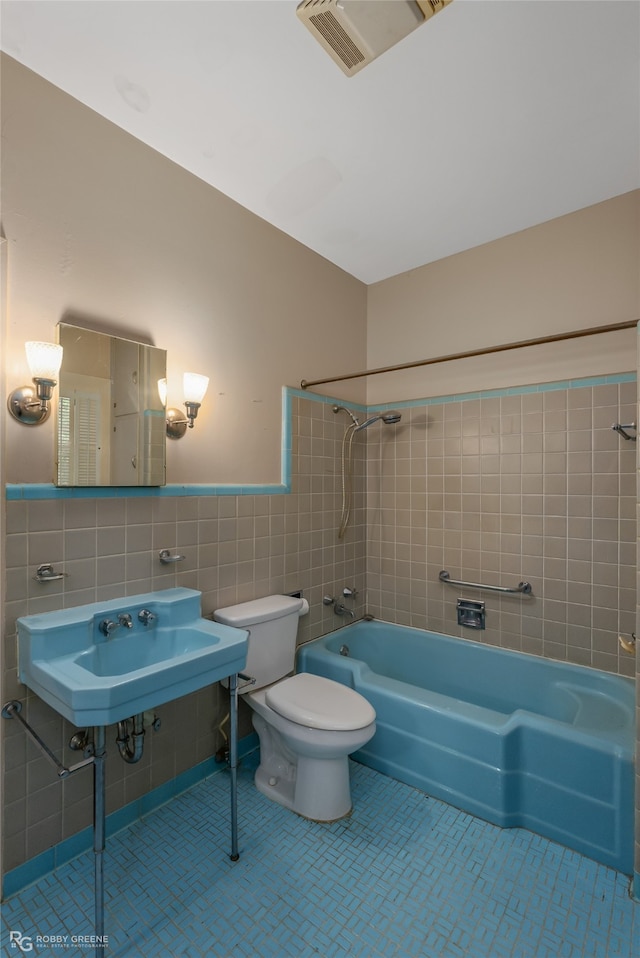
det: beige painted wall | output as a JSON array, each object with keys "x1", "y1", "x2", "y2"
[
  {"x1": 366, "y1": 191, "x2": 640, "y2": 405},
  {"x1": 1, "y1": 54, "x2": 367, "y2": 486}
]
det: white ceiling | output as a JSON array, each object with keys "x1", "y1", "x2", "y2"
[{"x1": 1, "y1": 0, "x2": 638, "y2": 284}]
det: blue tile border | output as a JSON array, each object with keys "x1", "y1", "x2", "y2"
[
  {"x1": 363, "y1": 371, "x2": 637, "y2": 412},
  {"x1": 5, "y1": 387, "x2": 295, "y2": 501},
  {"x1": 2, "y1": 734, "x2": 258, "y2": 900},
  {"x1": 4, "y1": 481, "x2": 292, "y2": 500},
  {"x1": 5, "y1": 374, "x2": 636, "y2": 500},
  {"x1": 286, "y1": 386, "x2": 368, "y2": 412}
]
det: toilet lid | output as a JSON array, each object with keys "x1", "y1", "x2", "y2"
[{"x1": 266, "y1": 673, "x2": 375, "y2": 731}]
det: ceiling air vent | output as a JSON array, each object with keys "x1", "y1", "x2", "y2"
[
  {"x1": 296, "y1": 0, "x2": 452, "y2": 77},
  {"x1": 416, "y1": 0, "x2": 452, "y2": 18}
]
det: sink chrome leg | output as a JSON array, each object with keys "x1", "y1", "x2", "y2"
[
  {"x1": 93, "y1": 726, "x2": 106, "y2": 956},
  {"x1": 229, "y1": 674, "x2": 239, "y2": 861}
]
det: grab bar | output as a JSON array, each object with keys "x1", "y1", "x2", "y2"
[{"x1": 439, "y1": 570, "x2": 533, "y2": 596}]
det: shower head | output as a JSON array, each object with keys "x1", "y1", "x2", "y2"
[
  {"x1": 355, "y1": 411, "x2": 402, "y2": 432},
  {"x1": 333, "y1": 404, "x2": 402, "y2": 431}
]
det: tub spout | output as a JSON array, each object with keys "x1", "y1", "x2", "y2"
[{"x1": 334, "y1": 603, "x2": 355, "y2": 619}]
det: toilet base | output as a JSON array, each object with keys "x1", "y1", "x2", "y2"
[
  {"x1": 254, "y1": 755, "x2": 353, "y2": 822},
  {"x1": 251, "y1": 712, "x2": 354, "y2": 822}
]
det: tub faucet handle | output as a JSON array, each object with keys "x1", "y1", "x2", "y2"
[
  {"x1": 138, "y1": 609, "x2": 157, "y2": 627},
  {"x1": 343, "y1": 587, "x2": 358, "y2": 599}
]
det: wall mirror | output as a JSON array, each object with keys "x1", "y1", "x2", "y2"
[{"x1": 55, "y1": 323, "x2": 167, "y2": 486}]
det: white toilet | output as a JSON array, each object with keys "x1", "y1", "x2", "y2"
[{"x1": 214, "y1": 594, "x2": 376, "y2": 822}]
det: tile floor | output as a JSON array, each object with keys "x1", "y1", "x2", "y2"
[{"x1": 1, "y1": 756, "x2": 638, "y2": 957}]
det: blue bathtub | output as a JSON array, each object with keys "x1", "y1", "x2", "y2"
[{"x1": 297, "y1": 619, "x2": 635, "y2": 874}]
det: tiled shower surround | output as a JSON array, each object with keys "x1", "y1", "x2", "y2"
[
  {"x1": 367, "y1": 378, "x2": 637, "y2": 676},
  {"x1": 2, "y1": 375, "x2": 638, "y2": 886}
]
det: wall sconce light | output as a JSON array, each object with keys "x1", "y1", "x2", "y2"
[
  {"x1": 158, "y1": 372, "x2": 209, "y2": 440},
  {"x1": 7, "y1": 341, "x2": 64, "y2": 425}
]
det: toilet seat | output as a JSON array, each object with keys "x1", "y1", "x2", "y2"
[{"x1": 266, "y1": 673, "x2": 375, "y2": 731}]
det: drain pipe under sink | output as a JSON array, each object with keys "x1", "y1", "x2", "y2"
[{"x1": 116, "y1": 713, "x2": 145, "y2": 763}]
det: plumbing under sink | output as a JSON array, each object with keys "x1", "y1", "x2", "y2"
[{"x1": 17, "y1": 588, "x2": 248, "y2": 726}]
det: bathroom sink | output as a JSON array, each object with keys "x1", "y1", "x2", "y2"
[
  {"x1": 17, "y1": 588, "x2": 248, "y2": 726},
  {"x1": 74, "y1": 626, "x2": 220, "y2": 678}
]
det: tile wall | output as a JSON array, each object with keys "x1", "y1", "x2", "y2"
[
  {"x1": 367, "y1": 379, "x2": 637, "y2": 678},
  {"x1": 2, "y1": 379, "x2": 639, "y2": 883},
  {"x1": 1, "y1": 396, "x2": 368, "y2": 875}
]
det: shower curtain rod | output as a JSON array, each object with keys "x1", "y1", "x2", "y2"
[{"x1": 300, "y1": 319, "x2": 638, "y2": 391}]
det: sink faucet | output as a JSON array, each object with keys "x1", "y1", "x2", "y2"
[
  {"x1": 138, "y1": 609, "x2": 157, "y2": 627},
  {"x1": 98, "y1": 619, "x2": 120, "y2": 637},
  {"x1": 118, "y1": 613, "x2": 133, "y2": 629}
]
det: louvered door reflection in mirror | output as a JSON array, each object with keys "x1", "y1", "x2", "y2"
[{"x1": 55, "y1": 323, "x2": 167, "y2": 486}]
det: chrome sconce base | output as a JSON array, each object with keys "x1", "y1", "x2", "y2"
[
  {"x1": 166, "y1": 407, "x2": 189, "y2": 440},
  {"x1": 165, "y1": 401, "x2": 202, "y2": 439},
  {"x1": 7, "y1": 384, "x2": 52, "y2": 425}
]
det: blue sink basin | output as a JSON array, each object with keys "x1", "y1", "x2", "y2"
[
  {"x1": 17, "y1": 588, "x2": 248, "y2": 726},
  {"x1": 74, "y1": 626, "x2": 220, "y2": 678}
]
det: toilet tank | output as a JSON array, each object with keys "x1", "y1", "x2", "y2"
[{"x1": 214, "y1": 595, "x2": 308, "y2": 691}]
